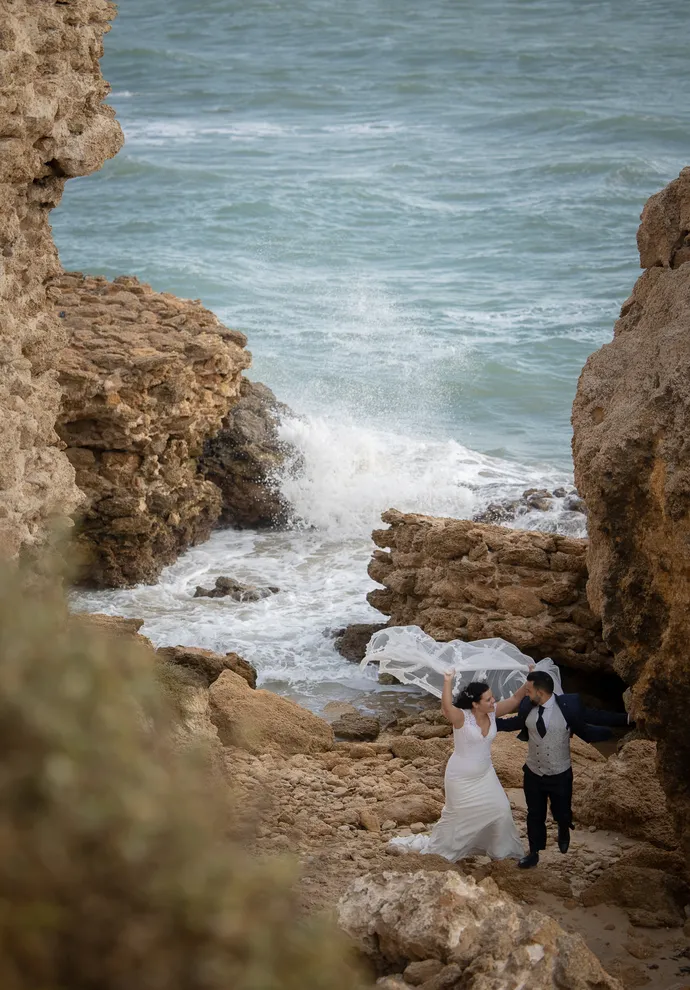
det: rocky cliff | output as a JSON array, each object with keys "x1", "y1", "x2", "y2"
[
  {"x1": 52, "y1": 272, "x2": 251, "y2": 586},
  {"x1": 0, "y1": 0, "x2": 122, "y2": 558},
  {"x1": 367, "y1": 509, "x2": 612, "y2": 674},
  {"x1": 572, "y1": 166, "x2": 690, "y2": 868}
]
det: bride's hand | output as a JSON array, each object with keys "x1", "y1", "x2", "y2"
[{"x1": 443, "y1": 670, "x2": 455, "y2": 682}]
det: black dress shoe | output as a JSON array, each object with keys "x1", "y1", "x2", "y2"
[
  {"x1": 518, "y1": 852, "x2": 540, "y2": 869},
  {"x1": 558, "y1": 828, "x2": 570, "y2": 854}
]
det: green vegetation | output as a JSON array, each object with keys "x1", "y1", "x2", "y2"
[{"x1": 0, "y1": 560, "x2": 363, "y2": 989}]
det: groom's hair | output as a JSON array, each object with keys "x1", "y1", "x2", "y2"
[
  {"x1": 453, "y1": 681, "x2": 489, "y2": 709},
  {"x1": 527, "y1": 670, "x2": 554, "y2": 695}
]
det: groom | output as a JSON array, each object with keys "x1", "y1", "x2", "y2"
[{"x1": 496, "y1": 670, "x2": 631, "y2": 869}]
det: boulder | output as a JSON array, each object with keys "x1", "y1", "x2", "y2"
[
  {"x1": 156, "y1": 645, "x2": 257, "y2": 689},
  {"x1": 331, "y1": 712, "x2": 381, "y2": 742},
  {"x1": 572, "y1": 166, "x2": 690, "y2": 866},
  {"x1": 193, "y1": 576, "x2": 280, "y2": 602},
  {"x1": 367, "y1": 510, "x2": 612, "y2": 674},
  {"x1": 208, "y1": 670, "x2": 333, "y2": 755},
  {"x1": 573, "y1": 740, "x2": 676, "y2": 848},
  {"x1": 338, "y1": 870, "x2": 623, "y2": 988},
  {"x1": 334, "y1": 622, "x2": 388, "y2": 662}
]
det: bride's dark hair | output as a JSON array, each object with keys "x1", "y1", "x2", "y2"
[{"x1": 453, "y1": 680, "x2": 490, "y2": 710}]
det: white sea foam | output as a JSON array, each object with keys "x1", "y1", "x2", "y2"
[{"x1": 70, "y1": 410, "x2": 579, "y2": 713}]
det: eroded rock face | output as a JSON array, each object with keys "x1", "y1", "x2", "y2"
[
  {"x1": 572, "y1": 166, "x2": 690, "y2": 866},
  {"x1": 53, "y1": 272, "x2": 250, "y2": 587},
  {"x1": 208, "y1": 669, "x2": 334, "y2": 755},
  {"x1": 338, "y1": 870, "x2": 623, "y2": 989},
  {"x1": 199, "y1": 379, "x2": 293, "y2": 527},
  {"x1": 367, "y1": 510, "x2": 612, "y2": 672},
  {"x1": 0, "y1": 0, "x2": 122, "y2": 558}
]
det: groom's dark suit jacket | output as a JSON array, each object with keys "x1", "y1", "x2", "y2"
[{"x1": 495, "y1": 694, "x2": 629, "y2": 745}]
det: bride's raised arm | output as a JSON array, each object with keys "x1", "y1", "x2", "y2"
[
  {"x1": 494, "y1": 670, "x2": 533, "y2": 717},
  {"x1": 441, "y1": 670, "x2": 465, "y2": 728}
]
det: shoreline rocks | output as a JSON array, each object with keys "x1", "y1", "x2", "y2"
[
  {"x1": 199, "y1": 379, "x2": 294, "y2": 528},
  {"x1": 193, "y1": 576, "x2": 280, "y2": 602},
  {"x1": 473, "y1": 486, "x2": 586, "y2": 525},
  {"x1": 54, "y1": 272, "x2": 251, "y2": 588},
  {"x1": 365, "y1": 509, "x2": 613, "y2": 674}
]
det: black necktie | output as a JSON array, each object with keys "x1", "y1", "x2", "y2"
[{"x1": 536, "y1": 705, "x2": 547, "y2": 738}]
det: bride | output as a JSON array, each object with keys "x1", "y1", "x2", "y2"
[{"x1": 389, "y1": 671, "x2": 527, "y2": 862}]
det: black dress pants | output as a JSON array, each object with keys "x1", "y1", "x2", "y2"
[{"x1": 523, "y1": 764, "x2": 573, "y2": 853}]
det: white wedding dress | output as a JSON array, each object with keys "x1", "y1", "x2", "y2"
[{"x1": 389, "y1": 709, "x2": 524, "y2": 862}]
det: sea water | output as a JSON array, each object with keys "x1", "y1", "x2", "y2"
[{"x1": 55, "y1": 0, "x2": 690, "y2": 711}]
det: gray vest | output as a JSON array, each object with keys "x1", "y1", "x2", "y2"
[{"x1": 525, "y1": 701, "x2": 571, "y2": 776}]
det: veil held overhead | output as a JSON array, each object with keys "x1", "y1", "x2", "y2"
[{"x1": 360, "y1": 625, "x2": 562, "y2": 699}]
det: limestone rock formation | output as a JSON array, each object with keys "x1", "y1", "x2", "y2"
[
  {"x1": 572, "y1": 166, "x2": 690, "y2": 865},
  {"x1": 573, "y1": 740, "x2": 676, "y2": 849},
  {"x1": 338, "y1": 870, "x2": 623, "y2": 989},
  {"x1": 367, "y1": 510, "x2": 612, "y2": 672},
  {"x1": 208, "y1": 669, "x2": 334, "y2": 755},
  {"x1": 156, "y1": 645, "x2": 258, "y2": 690},
  {"x1": 52, "y1": 272, "x2": 250, "y2": 587},
  {"x1": 0, "y1": 0, "x2": 122, "y2": 558},
  {"x1": 199, "y1": 378, "x2": 293, "y2": 527}
]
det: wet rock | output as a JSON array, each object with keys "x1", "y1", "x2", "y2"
[
  {"x1": 334, "y1": 622, "x2": 389, "y2": 662},
  {"x1": 473, "y1": 486, "x2": 585, "y2": 525},
  {"x1": 193, "y1": 576, "x2": 280, "y2": 602},
  {"x1": 199, "y1": 379, "x2": 294, "y2": 528}
]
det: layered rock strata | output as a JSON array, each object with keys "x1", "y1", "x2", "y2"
[
  {"x1": 199, "y1": 378, "x2": 293, "y2": 527},
  {"x1": 52, "y1": 272, "x2": 251, "y2": 586},
  {"x1": 0, "y1": 0, "x2": 122, "y2": 558},
  {"x1": 366, "y1": 509, "x2": 612, "y2": 672},
  {"x1": 572, "y1": 166, "x2": 690, "y2": 867}
]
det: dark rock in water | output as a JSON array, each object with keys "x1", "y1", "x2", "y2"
[
  {"x1": 378, "y1": 672, "x2": 400, "y2": 686},
  {"x1": 473, "y1": 485, "x2": 585, "y2": 524},
  {"x1": 200, "y1": 379, "x2": 296, "y2": 528},
  {"x1": 331, "y1": 712, "x2": 381, "y2": 742},
  {"x1": 194, "y1": 576, "x2": 280, "y2": 602},
  {"x1": 334, "y1": 622, "x2": 388, "y2": 662}
]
